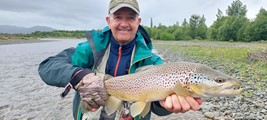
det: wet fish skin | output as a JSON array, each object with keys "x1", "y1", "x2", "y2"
[{"x1": 103, "y1": 62, "x2": 243, "y2": 117}]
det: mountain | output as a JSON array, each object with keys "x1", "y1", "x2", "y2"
[{"x1": 0, "y1": 25, "x2": 56, "y2": 34}]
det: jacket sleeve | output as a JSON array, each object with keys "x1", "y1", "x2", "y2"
[
  {"x1": 38, "y1": 47, "x2": 80, "y2": 87},
  {"x1": 72, "y1": 41, "x2": 94, "y2": 68}
]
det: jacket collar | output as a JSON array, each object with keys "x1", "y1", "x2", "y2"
[{"x1": 101, "y1": 26, "x2": 152, "y2": 63}]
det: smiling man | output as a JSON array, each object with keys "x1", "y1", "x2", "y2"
[{"x1": 38, "y1": 0, "x2": 202, "y2": 120}]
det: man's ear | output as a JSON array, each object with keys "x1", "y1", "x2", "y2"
[
  {"x1": 138, "y1": 17, "x2": 141, "y2": 25},
  {"x1": 106, "y1": 16, "x2": 110, "y2": 26}
]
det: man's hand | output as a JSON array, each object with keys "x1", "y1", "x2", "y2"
[
  {"x1": 159, "y1": 94, "x2": 202, "y2": 113},
  {"x1": 75, "y1": 73, "x2": 108, "y2": 113}
]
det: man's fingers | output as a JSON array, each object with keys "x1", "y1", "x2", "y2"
[
  {"x1": 185, "y1": 96, "x2": 200, "y2": 110},
  {"x1": 165, "y1": 95, "x2": 173, "y2": 110},
  {"x1": 171, "y1": 94, "x2": 182, "y2": 113},
  {"x1": 81, "y1": 100, "x2": 92, "y2": 113},
  {"x1": 90, "y1": 108, "x2": 98, "y2": 112},
  {"x1": 177, "y1": 96, "x2": 190, "y2": 112},
  {"x1": 94, "y1": 94, "x2": 106, "y2": 106},
  {"x1": 159, "y1": 99, "x2": 166, "y2": 107},
  {"x1": 83, "y1": 98, "x2": 100, "y2": 109},
  {"x1": 194, "y1": 98, "x2": 203, "y2": 105}
]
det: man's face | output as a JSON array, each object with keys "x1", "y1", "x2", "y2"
[{"x1": 106, "y1": 7, "x2": 141, "y2": 45}]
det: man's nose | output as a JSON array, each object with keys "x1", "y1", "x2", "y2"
[{"x1": 120, "y1": 19, "x2": 130, "y2": 27}]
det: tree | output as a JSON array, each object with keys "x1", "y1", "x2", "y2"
[
  {"x1": 208, "y1": 8, "x2": 227, "y2": 40},
  {"x1": 182, "y1": 18, "x2": 188, "y2": 27},
  {"x1": 236, "y1": 20, "x2": 250, "y2": 41},
  {"x1": 226, "y1": 0, "x2": 247, "y2": 16},
  {"x1": 173, "y1": 28, "x2": 183, "y2": 40},
  {"x1": 196, "y1": 15, "x2": 208, "y2": 39},
  {"x1": 188, "y1": 14, "x2": 208, "y2": 40},
  {"x1": 160, "y1": 32, "x2": 175, "y2": 40},
  {"x1": 216, "y1": 9, "x2": 224, "y2": 19},
  {"x1": 180, "y1": 19, "x2": 191, "y2": 40},
  {"x1": 189, "y1": 15, "x2": 200, "y2": 39},
  {"x1": 150, "y1": 17, "x2": 153, "y2": 28},
  {"x1": 217, "y1": 16, "x2": 248, "y2": 41},
  {"x1": 252, "y1": 8, "x2": 267, "y2": 40}
]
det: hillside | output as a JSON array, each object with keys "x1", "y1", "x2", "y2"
[{"x1": 0, "y1": 25, "x2": 56, "y2": 34}]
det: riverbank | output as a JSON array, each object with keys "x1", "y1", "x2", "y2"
[
  {"x1": 0, "y1": 38, "x2": 84, "y2": 45},
  {"x1": 0, "y1": 39, "x2": 49, "y2": 45}
]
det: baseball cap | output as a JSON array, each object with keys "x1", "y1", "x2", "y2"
[{"x1": 109, "y1": 0, "x2": 140, "y2": 14}]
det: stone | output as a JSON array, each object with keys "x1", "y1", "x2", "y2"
[
  {"x1": 214, "y1": 116, "x2": 224, "y2": 120},
  {"x1": 255, "y1": 102, "x2": 265, "y2": 108},
  {"x1": 200, "y1": 102, "x2": 216, "y2": 111},
  {"x1": 204, "y1": 112, "x2": 215, "y2": 119},
  {"x1": 261, "y1": 109, "x2": 267, "y2": 114},
  {"x1": 257, "y1": 115, "x2": 263, "y2": 120}
]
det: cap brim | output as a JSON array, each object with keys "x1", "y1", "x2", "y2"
[{"x1": 109, "y1": 3, "x2": 139, "y2": 14}]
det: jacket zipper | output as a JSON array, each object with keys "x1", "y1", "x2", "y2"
[{"x1": 114, "y1": 45, "x2": 122, "y2": 77}]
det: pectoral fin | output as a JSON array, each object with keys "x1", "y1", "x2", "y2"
[
  {"x1": 140, "y1": 102, "x2": 151, "y2": 117},
  {"x1": 104, "y1": 96, "x2": 122, "y2": 115},
  {"x1": 189, "y1": 84, "x2": 203, "y2": 96},
  {"x1": 174, "y1": 82, "x2": 191, "y2": 97},
  {"x1": 130, "y1": 101, "x2": 147, "y2": 117}
]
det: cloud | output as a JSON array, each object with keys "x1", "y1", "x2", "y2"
[{"x1": 0, "y1": 0, "x2": 266, "y2": 30}]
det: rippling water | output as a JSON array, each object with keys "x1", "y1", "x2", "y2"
[{"x1": 0, "y1": 39, "x2": 83, "y2": 119}]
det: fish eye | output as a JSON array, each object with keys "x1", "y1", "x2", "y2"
[{"x1": 215, "y1": 77, "x2": 226, "y2": 83}]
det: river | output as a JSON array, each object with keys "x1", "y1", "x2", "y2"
[{"x1": 0, "y1": 39, "x2": 82, "y2": 119}]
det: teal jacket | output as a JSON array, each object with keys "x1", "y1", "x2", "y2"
[
  {"x1": 38, "y1": 26, "x2": 172, "y2": 120},
  {"x1": 72, "y1": 26, "x2": 162, "y2": 73}
]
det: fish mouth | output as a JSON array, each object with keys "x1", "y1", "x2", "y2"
[{"x1": 208, "y1": 81, "x2": 244, "y2": 96}]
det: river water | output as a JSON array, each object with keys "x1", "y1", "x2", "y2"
[
  {"x1": 0, "y1": 39, "x2": 205, "y2": 120},
  {"x1": 0, "y1": 39, "x2": 83, "y2": 119}
]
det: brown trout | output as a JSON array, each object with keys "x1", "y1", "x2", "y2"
[{"x1": 103, "y1": 62, "x2": 243, "y2": 117}]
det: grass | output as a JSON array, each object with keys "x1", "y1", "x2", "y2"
[{"x1": 153, "y1": 40, "x2": 267, "y2": 93}]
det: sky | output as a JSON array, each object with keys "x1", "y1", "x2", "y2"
[{"x1": 0, "y1": 0, "x2": 266, "y2": 30}]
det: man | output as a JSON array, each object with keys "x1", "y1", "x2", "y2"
[{"x1": 38, "y1": 0, "x2": 202, "y2": 120}]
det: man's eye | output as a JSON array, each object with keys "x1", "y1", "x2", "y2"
[
  {"x1": 127, "y1": 16, "x2": 135, "y2": 20},
  {"x1": 114, "y1": 16, "x2": 120, "y2": 19}
]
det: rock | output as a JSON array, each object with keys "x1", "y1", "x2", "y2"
[
  {"x1": 233, "y1": 96, "x2": 242, "y2": 101},
  {"x1": 261, "y1": 109, "x2": 267, "y2": 114},
  {"x1": 255, "y1": 102, "x2": 265, "y2": 108},
  {"x1": 257, "y1": 115, "x2": 264, "y2": 120},
  {"x1": 246, "y1": 113, "x2": 255, "y2": 119},
  {"x1": 234, "y1": 117, "x2": 244, "y2": 120},
  {"x1": 200, "y1": 102, "x2": 217, "y2": 112},
  {"x1": 233, "y1": 113, "x2": 243, "y2": 118},
  {"x1": 214, "y1": 116, "x2": 224, "y2": 120},
  {"x1": 204, "y1": 112, "x2": 214, "y2": 119},
  {"x1": 222, "y1": 110, "x2": 232, "y2": 116},
  {"x1": 243, "y1": 112, "x2": 250, "y2": 115}
]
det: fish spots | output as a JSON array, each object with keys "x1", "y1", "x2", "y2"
[{"x1": 105, "y1": 62, "x2": 240, "y2": 101}]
